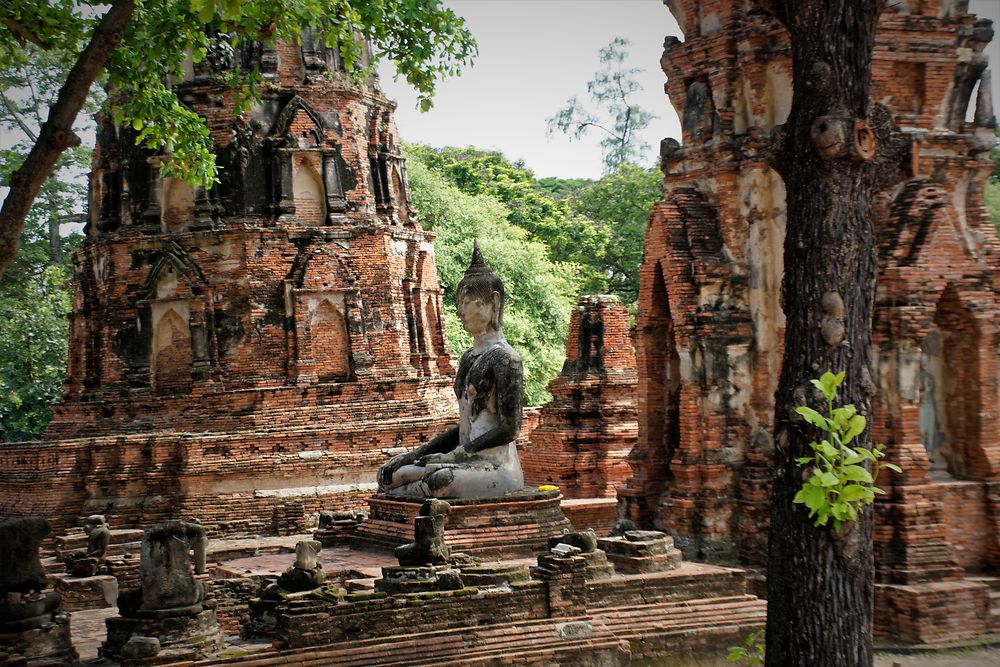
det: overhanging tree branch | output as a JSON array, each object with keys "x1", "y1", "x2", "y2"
[
  {"x1": 0, "y1": 0, "x2": 135, "y2": 279},
  {"x1": 0, "y1": 91, "x2": 39, "y2": 143},
  {"x1": 2, "y1": 18, "x2": 50, "y2": 49}
]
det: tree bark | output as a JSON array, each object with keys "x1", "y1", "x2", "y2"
[
  {"x1": 763, "y1": 1, "x2": 891, "y2": 665},
  {"x1": 0, "y1": 0, "x2": 135, "y2": 279}
]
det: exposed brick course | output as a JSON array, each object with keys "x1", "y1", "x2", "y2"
[{"x1": 522, "y1": 295, "x2": 637, "y2": 498}]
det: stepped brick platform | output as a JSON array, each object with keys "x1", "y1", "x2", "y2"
[
  {"x1": 197, "y1": 557, "x2": 762, "y2": 665},
  {"x1": 354, "y1": 490, "x2": 573, "y2": 558},
  {"x1": 197, "y1": 617, "x2": 631, "y2": 666}
]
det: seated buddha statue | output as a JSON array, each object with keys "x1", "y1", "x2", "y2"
[{"x1": 378, "y1": 243, "x2": 525, "y2": 499}]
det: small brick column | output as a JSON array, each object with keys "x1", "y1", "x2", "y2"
[{"x1": 533, "y1": 552, "x2": 589, "y2": 618}]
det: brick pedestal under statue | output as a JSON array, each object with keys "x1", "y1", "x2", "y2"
[
  {"x1": 355, "y1": 490, "x2": 573, "y2": 559},
  {"x1": 0, "y1": 35, "x2": 457, "y2": 537}
]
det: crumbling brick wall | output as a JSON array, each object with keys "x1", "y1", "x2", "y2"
[
  {"x1": 522, "y1": 295, "x2": 638, "y2": 498},
  {"x1": 625, "y1": 0, "x2": 1000, "y2": 580},
  {"x1": 0, "y1": 35, "x2": 457, "y2": 535}
]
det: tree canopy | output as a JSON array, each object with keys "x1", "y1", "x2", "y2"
[
  {"x1": 547, "y1": 37, "x2": 657, "y2": 172},
  {"x1": 404, "y1": 152, "x2": 580, "y2": 406},
  {"x1": 0, "y1": 0, "x2": 477, "y2": 277},
  {"x1": 568, "y1": 164, "x2": 660, "y2": 304},
  {"x1": 407, "y1": 144, "x2": 659, "y2": 308}
]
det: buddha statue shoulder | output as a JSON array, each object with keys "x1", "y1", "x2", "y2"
[{"x1": 377, "y1": 243, "x2": 525, "y2": 499}]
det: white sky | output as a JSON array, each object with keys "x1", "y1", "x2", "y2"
[
  {"x1": 381, "y1": 0, "x2": 1000, "y2": 181},
  {"x1": 379, "y1": 0, "x2": 678, "y2": 180}
]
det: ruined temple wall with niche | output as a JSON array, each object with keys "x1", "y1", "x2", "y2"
[
  {"x1": 0, "y1": 33, "x2": 457, "y2": 537},
  {"x1": 624, "y1": 0, "x2": 1000, "y2": 594}
]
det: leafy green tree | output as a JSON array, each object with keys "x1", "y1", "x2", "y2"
[
  {"x1": 568, "y1": 165, "x2": 660, "y2": 304},
  {"x1": 533, "y1": 176, "x2": 593, "y2": 201},
  {"x1": 985, "y1": 128, "x2": 1000, "y2": 234},
  {"x1": 405, "y1": 156, "x2": 580, "y2": 406},
  {"x1": 405, "y1": 145, "x2": 610, "y2": 293},
  {"x1": 0, "y1": 45, "x2": 94, "y2": 266},
  {"x1": 0, "y1": 44, "x2": 88, "y2": 440},
  {"x1": 0, "y1": 264, "x2": 71, "y2": 441},
  {"x1": 547, "y1": 37, "x2": 657, "y2": 172},
  {"x1": 0, "y1": 0, "x2": 477, "y2": 278}
]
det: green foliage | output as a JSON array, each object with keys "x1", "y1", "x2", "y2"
[
  {"x1": 986, "y1": 128, "x2": 1000, "y2": 235},
  {"x1": 2, "y1": 0, "x2": 476, "y2": 186},
  {"x1": 0, "y1": 44, "x2": 87, "y2": 439},
  {"x1": 534, "y1": 176, "x2": 592, "y2": 200},
  {"x1": 792, "y1": 371, "x2": 902, "y2": 532},
  {"x1": 405, "y1": 156, "x2": 580, "y2": 406},
  {"x1": 985, "y1": 180, "x2": 1000, "y2": 236},
  {"x1": 0, "y1": 264, "x2": 71, "y2": 441},
  {"x1": 568, "y1": 165, "x2": 660, "y2": 304},
  {"x1": 726, "y1": 630, "x2": 764, "y2": 666},
  {"x1": 547, "y1": 37, "x2": 657, "y2": 172},
  {"x1": 405, "y1": 145, "x2": 609, "y2": 293}
]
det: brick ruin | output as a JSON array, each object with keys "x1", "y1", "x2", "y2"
[
  {"x1": 0, "y1": 33, "x2": 457, "y2": 536},
  {"x1": 621, "y1": 0, "x2": 1000, "y2": 643},
  {"x1": 522, "y1": 295, "x2": 637, "y2": 498}
]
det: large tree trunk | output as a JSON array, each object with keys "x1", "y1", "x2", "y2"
[
  {"x1": 0, "y1": 0, "x2": 134, "y2": 279},
  {"x1": 764, "y1": 1, "x2": 896, "y2": 665}
]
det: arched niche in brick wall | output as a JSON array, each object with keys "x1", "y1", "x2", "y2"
[
  {"x1": 620, "y1": 259, "x2": 682, "y2": 527},
  {"x1": 292, "y1": 154, "x2": 326, "y2": 225},
  {"x1": 269, "y1": 96, "x2": 347, "y2": 222},
  {"x1": 133, "y1": 248, "x2": 212, "y2": 392},
  {"x1": 875, "y1": 179, "x2": 1000, "y2": 483},
  {"x1": 424, "y1": 294, "x2": 444, "y2": 358},
  {"x1": 392, "y1": 162, "x2": 409, "y2": 224},
  {"x1": 151, "y1": 303, "x2": 193, "y2": 395},
  {"x1": 925, "y1": 285, "x2": 988, "y2": 480},
  {"x1": 285, "y1": 246, "x2": 367, "y2": 383},
  {"x1": 640, "y1": 261, "x2": 682, "y2": 486}
]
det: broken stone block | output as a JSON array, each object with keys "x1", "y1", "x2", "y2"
[
  {"x1": 271, "y1": 540, "x2": 325, "y2": 594},
  {"x1": 121, "y1": 635, "x2": 160, "y2": 660},
  {"x1": 0, "y1": 517, "x2": 77, "y2": 665},
  {"x1": 548, "y1": 529, "x2": 598, "y2": 553},
  {"x1": 375, "y1": 565, "x2": 464, "y2": 595},
  {"x1": 551, "y1": 543, "x2": 582, "y2": 558},
  {"x1": 598, "y1": 530, "x2": 683, "y2": 574}
]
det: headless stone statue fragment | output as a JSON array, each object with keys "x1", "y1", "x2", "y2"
[
  {"x1": 137, "y1": 520, "x2": 208, "y2": 615},
  {"x1": 378, "y1": 243, "x2": 525, "y2": 499}
]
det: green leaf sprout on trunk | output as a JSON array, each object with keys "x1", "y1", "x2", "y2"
[{"x1": 792, "y1": 371, "x2": 901, "y2": 531}]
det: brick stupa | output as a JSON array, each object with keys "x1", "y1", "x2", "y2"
[
  {"x1": 0, "y1": 34, "x2": 457, "y2": 536},
  {"x1": 621, "y1": 0, "x2": 1000, "y2": 644},
  {"x1": 522, "y1": 295, "x2": 637, "y2": 498}
]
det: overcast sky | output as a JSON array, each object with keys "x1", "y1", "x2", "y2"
[{"x1": 381, "y1": 0, "x2": 1000, "y2": 181}]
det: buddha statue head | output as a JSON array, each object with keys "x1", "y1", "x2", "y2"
[{"x1": 456, "y1": 241, "x2": 505, "y2": 334}]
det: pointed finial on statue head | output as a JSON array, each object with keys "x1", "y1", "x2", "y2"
[
  {"x1": 464, "y1": 239, "x2": 492, "y2": 280},
  {"x1": 470, "y1": 239, "x2": 486, "y2": 269}
]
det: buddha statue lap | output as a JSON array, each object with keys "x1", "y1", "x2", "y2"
[{"x1": 378, "y1": 243, "x2": 525, "y2": 499}]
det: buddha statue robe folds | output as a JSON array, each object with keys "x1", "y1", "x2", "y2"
[{"x1": 378, "y1": 242, "x2": 525, "y2": 499}]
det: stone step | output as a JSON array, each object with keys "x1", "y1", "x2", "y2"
[
  {"x1": 196, "y1": 615, "x2": 625, "y2": 666},
  {"x1": 968, "y1": 575, "x2": 1000, "y2": 592}
]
